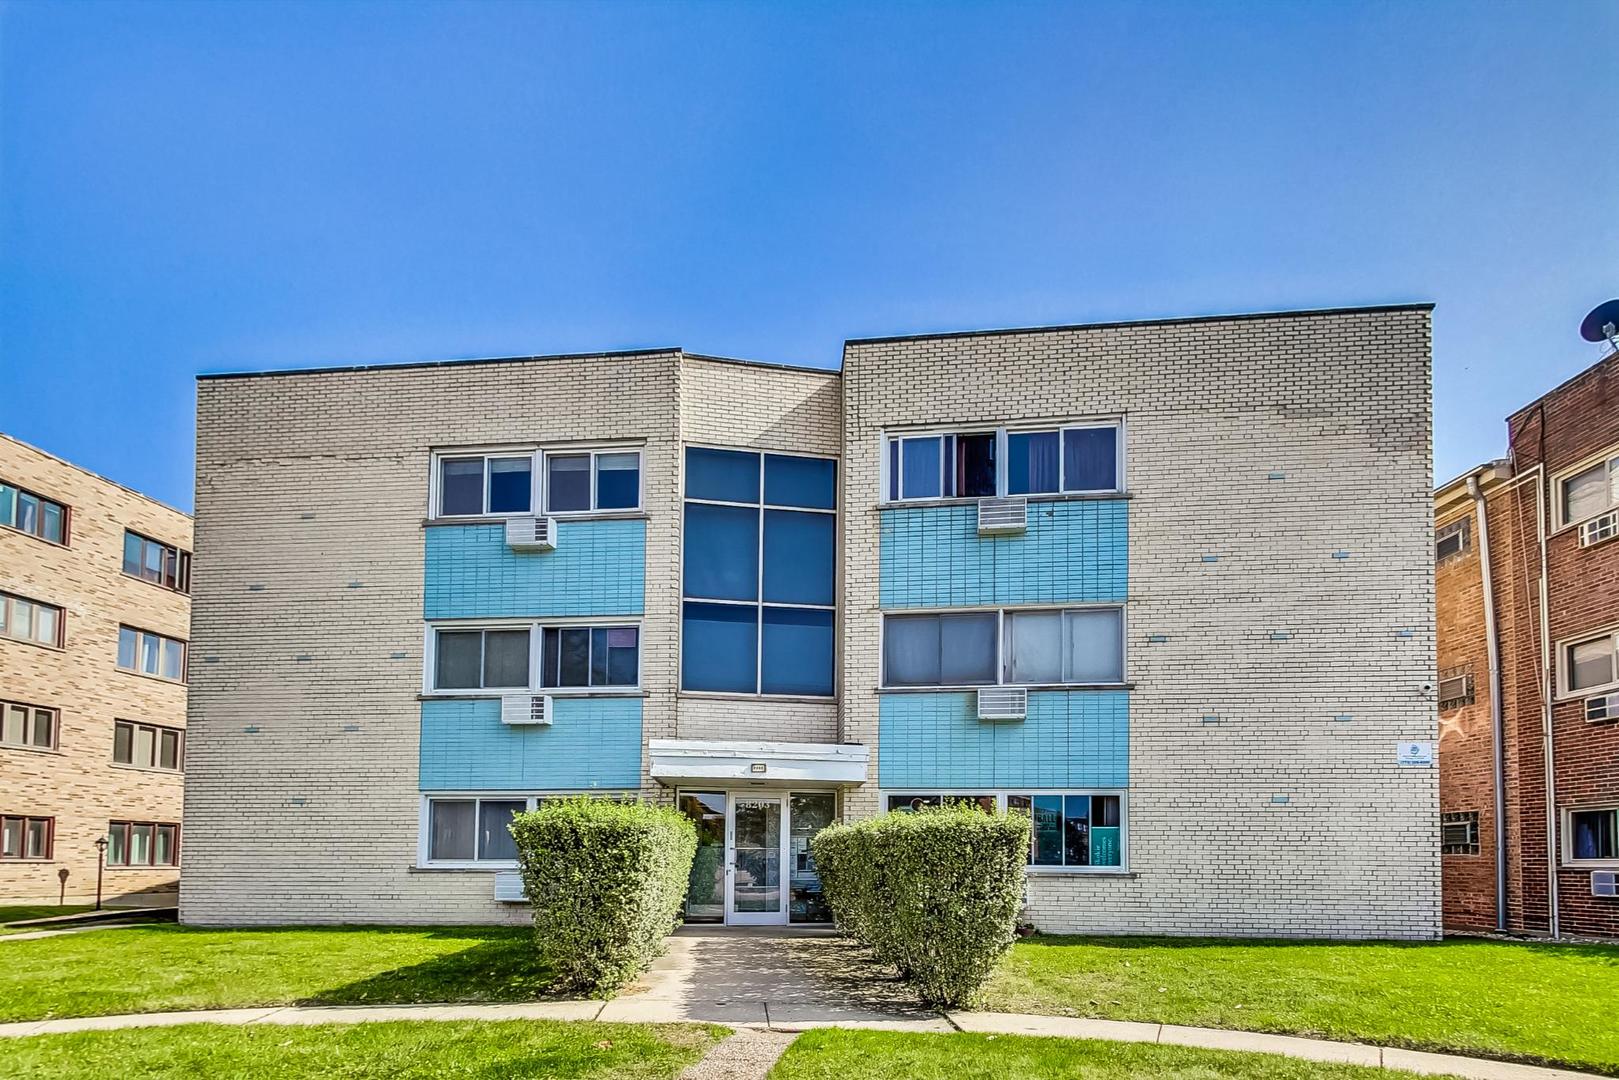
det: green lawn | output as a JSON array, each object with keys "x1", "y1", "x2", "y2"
[
  {"x1": 6, "y1": 1020, "x2": 724, "y2": 1080},
  {"x1": 985, "y1": 936, "x2": 1619, "y2": 1074},
  {"x1": 0, "y1": 925, "x2": 551, "y2": 1022},
  {"x1": 0, "y1": 905, "x2": 96, "y2": 925},
  {"x1": 768, "y1": 1030, "x2": 1451, "y2": 1080}
]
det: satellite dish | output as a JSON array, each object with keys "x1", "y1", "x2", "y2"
[{"x1": 1580, "y1": 299, "x2": 1619, "y2": 343}]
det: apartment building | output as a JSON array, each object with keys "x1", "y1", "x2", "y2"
[
  {"x1": 0, "y1": 434, "x2": 192, "y2": 906},
  {"x1": 183, "y1": 304, "x2": 1440, "y2": 937},
  {"x1": 1435, "y1": 344, "x2": 1619, "y2": 939}
]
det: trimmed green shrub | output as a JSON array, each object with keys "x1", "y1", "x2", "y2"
[
  {"x1": 510, "y1": 797, "x2": 697, "y2": 995},
  {"x1": 812, "y1": 805, "x2": 1029, "y2": 1007}
]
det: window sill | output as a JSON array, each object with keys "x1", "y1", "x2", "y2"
[
  {"x1": 106, "y1": 864, "x2": 180, "y2": 872},
  {"x1": 0, "y1": 857, "x2": 55, "y2": 864},
  {"x1": 423, "y1": 511, "x2": 648, "y2": 528},
  {"x1": 410, "y1": 864, "x2": 514, "y2": 873},
  {"x1": 876, "y1": 684, "x2": 1133, "y2": 694},
  {"x1": 1, "y1": 636, "x2": 65, "y2": 653},
  {"x1": 418, "y1": 690, "x2": 648, "y2": 701},
  {"x1": 109, "y1": 761, "x2": 185, "y2": 776},
  {"x1": 120, "y1": 571, "x2": 191, "y2": 596},
  {"x1": 1025, "y1": 868, "x2": 1136, "y2": 879},
  {"x1": 1562, "y1": 860, "x2": 1619, "y2": 870},
  {"x1": 0, "y1": 743, "x2": 62, "y2": 756},
  {"x1": 115, "y1": 668, "x2": 187, "y2": 687},
  {"x1": 678, "y1": 691, "x2": 838, "y2": 706},
  {"x1": 0, "y1": 523, "x2": 69, "y2": 548},
  {"x1": 876, "y1": 491, "x2": 1130, "y2": 512}
]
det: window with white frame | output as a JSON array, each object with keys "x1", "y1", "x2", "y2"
[
  {"x1": 1, "y1": 698, "x2": 56, "y2": 750},
  {"x1": 541, "y1": 626, "x2": 639, "y2": 688},
  {"x1": 882, "y1": 607, "x2": 1124, "y2": 688},
  {"x1": 0, "y1": 592, "x2": 63, "y2": 648},
  {"x1": 1567, "y1": 807, "x2": 1617, "y2": 863},
  {"x1": 884, "y1": 422, "x2": 1121, "y2": 502},
  {"x1": 423, "y1": 794, "x2": 631, "y2": 863},
  {"x1": 1560, "y1": 628, "x2": 1619, "y2": 698},
  {"x1": 432, "y1": 448, "x2": 641, "y2": 518},
  {"x1": 681, "y1": 447, "x2": 837, "y2": 697},
  {"x1": 429, "y1": 624, "x2": 643, "y2": 692},
  {"x1": 117, "y1": 625, "x2": 186, "y2": 681},
  {"x1": 884, "y1": 790, "x2": 1124, "y2": 868},
  {"x1": 433, "y1": 628, "x2": 531, "y2": 690},
  {"x1": 1559, "y1": 453, "x2": 1619, "y2": 528},
  {"x1": 113, "y1": 720, "x2": 184, "y2": 771}
]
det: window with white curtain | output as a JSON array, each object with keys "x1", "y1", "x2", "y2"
[{"x1": 1560, "y1": 455, "x2": 1619, "y2": 527}]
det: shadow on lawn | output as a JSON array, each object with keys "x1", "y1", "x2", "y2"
[
  {"x1": 294, "y1": 927, "x2": 560, "y2": 1007},
  {"x1": 1014, "y1": 934, "x2": 1619, "y2": 964}
]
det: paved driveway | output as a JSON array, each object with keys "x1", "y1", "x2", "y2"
[{"x1": 598, "y1": 926, "x2": 951, "y2": 1029}]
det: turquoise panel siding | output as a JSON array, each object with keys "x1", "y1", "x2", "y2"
[
  {"x1": 419, "y1": 697, "x2": 642, "y2": 791},
  {"x1": 877, "y1": 690, "x2": 1127, "y2": 788},
  {"x1": 424, "y1": 520, "x2": 645, "y2": 619},
  {"x1": 878, "y1": 499, "x2": 1127, "y2": 609}
]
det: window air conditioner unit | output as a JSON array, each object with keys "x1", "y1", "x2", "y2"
[
  {"x1": 1586, "y1": 694, "x2": 1619, "y2": 723},
  {"x1": 1580, "y1": 510, "x2": 1619, "y2": 548},
  {"x1": 501, "y1": 694, "x2": 552, "y2": 726},
  {"x1": 1593, "y1": 871, "x2": 1618, "y2": 899},
  {"x1": 977, "y1": 497, "x2": 1027, "y2": 535},
  {"x1": 977, "y1": 686, "x2": 1028, "y2": 721},
  {"x1": 505, "y1": 516, "x2": 557, "y2": 552},
  {"x1": 494, "y1": 871, "x2": 528, "y2": 903}
]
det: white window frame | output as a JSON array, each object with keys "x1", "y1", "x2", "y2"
[
  {"x1": 423, "y1": 618, "x2": 644, "y2": 697},
  {"x1": 417, "y1": 791, "x2": 635, "y2": 869},
  {"x1": 879, "y1": 418, "x2": 1126, "y2": 504},
  {"x1": 878, "y1": 604, "x2": 1128, "y2": 691},
  {"x1": 1552, "y1": 443, "x2": 1619, "y2": 532},
  {"x1": 428, "y1": 444, "x2": 643, "y2": 520},
  {"x1": 679, "y1": 444, "x2": 839, "y2": 701},
  {"x1": 877, "y1": 788, "x2": 1129, "y2": 874},
  {"x1": 1561, "y1": 804, "x2": 1619, "y2": 868},
  {"x1": 1555, "y1": 624, "x2": 1619, "y2": 701}
]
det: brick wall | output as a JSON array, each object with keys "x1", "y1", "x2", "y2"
[{"x1": 0, "y1": 434, "x2": 191, "y2": 905}]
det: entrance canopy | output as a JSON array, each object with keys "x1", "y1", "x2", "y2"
[{"x1": 649, "y1": 739, "x2": 867, "y2": 788}]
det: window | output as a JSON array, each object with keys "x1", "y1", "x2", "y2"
[
  {"x1": 433, "y1": 628, "x2": 531, "y2": 690},
  {"x1": 1, "y1": 699, "x2": 57, "y2": 750},
  {"x1": 1560, "y1": 629, "x2": 1619, "y2": 698},
  {"x1": 885, "y1": 423, "x2": 1121, "y2": 502},
  {"x1": 106, "y1": 821, "x2": 179, "y2": 867},
  {"x1": 0, "y1": 814, "x2": 53, "y2": 860},
  {"x1": 545, "y1": 451, "x2": 641, "y2": 513},
  {"x1": 0, "y1": 592, "x2": 63, "y2": 648},
  {"x1": 1559, "y1": 454, "x2": 1619, "y2": 527},
  {"x1": 884, "y1": 791, "x2": 1124, "y2": 869},
  {"x1": 1434, "y1": 518, "x2": 1470, "y2": 564},
  {"x1": 1568, "y1": 807, "x2": 1618, "y2": 863},
  {"x1": 437, "y1": 453, "x2": 533, "y2": 517},
  {"x1": 883, "y1": 607, "x2": 1125, "y2": 688},
  {"x1": 1441, "y1": 811, "x2": 1480, "y2": 855},
  {"x1": 117, "y1": 626, "x2": 186, "y2": 681},
  {"x1": 0, "y1": 481, "x2": 68, "y2": 544},
  {"x1": 423, "y1": 794, "x2": 595, "y2": 864},
  {"x1": 122, "y1": 532, "x2": 191, "y2": 593},
  {"x1": 541, "y1": 626, "x2": 639, "y2": 688},
  {"x1": 1438, "y1": 666, "x2": 1475, "y2": 711},
  {"x1": 113, "y1": 720, "x2": 184, "y2": 771},
  {"x1": 681, "y1": 448, "x2": 837, "y2": 696}
]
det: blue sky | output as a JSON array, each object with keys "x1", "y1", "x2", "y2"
[{"x1": 2, "y1": 1, "x2": 1615, "y2": 512}]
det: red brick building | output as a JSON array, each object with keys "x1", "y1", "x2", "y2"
[{"x1": 1436, "y1": 347, "x2": 1619, "y2": 938}]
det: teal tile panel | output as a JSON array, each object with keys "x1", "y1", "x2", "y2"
[
  {"x1": 419, "y1": 696, "x2": 642, "y2": 791},
  {"x1": 424, "y1": 520, "x2": 645, "y2": 619},
  {"x1": 877, "y1": 690, "x2": 1127, "y2": 788},
  {"x1": 878, "y1": 500, "x2": 1127, "y2": 609}
]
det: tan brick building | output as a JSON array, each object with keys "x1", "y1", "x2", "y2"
[
  {"x1": 185, "y1": 304, "x2": 1440, "y2": 938},
  {"x1": 1436, "y1": 345, "x2": 1619, "y2": 939},
  {"x1": 0, "y1": 434, "x2": 192, "y2": 906}
]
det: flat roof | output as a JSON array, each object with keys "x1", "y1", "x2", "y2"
[
  {"x1": 196, "y1": 346, "x2": 683, "y2": 382},
  {"x1": 0, "y1": 431, "x2": 192, "y2": 519}
]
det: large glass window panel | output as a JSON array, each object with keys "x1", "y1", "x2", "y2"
[
  {"x1": 24, "y1": 818, "x2": 47, "y2": 858},
  {"x1": 0, "y1": 485, "x2": 12, "y2": 528},
  {"x1": 1066, "y1": 609, "x2": 1124, "y2": 683},
  {"x1": 1564, "y1": 461, "x2": 1613, "y2": 523},
  {"x1": 118, "y1": 626, "x2": 137, "y2": 670},
  {"x1": 955, "y1": 434, "x2": 996, "y2": 497},
  {"x1": 604, "y1": 627, "x2": 639, "y2": 685},
  {"x1": 762, "y1": 510, "x2": 835, "y2": 606},
  {"x1": 1572, "y1": 809, "x2": 1616, "y2": 860},
  {"x1": 1005, "y1": 610, "x2": 1062, "y2": 684},
  {"x1": 130, "y1": 824, "x2": 153, "y2": 865},
  {"x1": 761, "y1": 607, "x2": 834, "y2": 696},
  {"x1": 681, "y1": 602, "x2": 758, "y2": 693},
  {"x1": 790, "y1": 792, "x2": 836, "y2": 922},
  {"x1": 482, "y1": 629, "x2": 530, "y2": 688},
  {"x1": 143, "y1": 541, "x2": 164, "y2": 582},
  {"x1": 134, "y1": 725, "x2": 155, "y2": 768},
  {"x1": 140, "y1": 631, "x2": 160, "y2": 674},
  {"x1": 900, "y1": 437, "x2": 942, "y2": 499},
  {"x1": 883, "y1": 615, "x2": 941, "y2": 686},
  {"x1": 1063, "y1": 427, "x2": 1118, "y2": 492},
  {"x1": 1031, "y1": 795, "x2": 1064, "y2": 866},
  {"x1": 1570, "y1": 637, "x2": 1616, "y2": 691},
  {"x1": 683, "y1": 503, "x2": 760, "y2": 601},
  {"x1": 155, "y1": 825, "x2": 176, "y2": 865},
  {"x1": 1, "y1": 818, "x2": 21, "y2": 857},
  {"x1": 41, "y1": 503, "x2": 63, "y2": 544},
  {"x1": 1063, "y1": 795, "x2": 1090, "y2": 866},
  {"x1": 764, "y1": 455, "x2": 836, "y2": 510},
  {"x1": 10, "y1": 599, "x2": 32, "y2": 640},
  {"x1": 159, "y1": 729, "x2": 181, "y2": 770},
  {"x1": 31, "y1": 709, "x2": 52, "y2": 748},
  {"x1": 106, "y1": 823, "x2": 127, "y2": 865},
  {"x1": 686, "y1": 447, "x2": 760, "y2": 503},
  {"x1": 546, "y1": 454, "x2": 591, "y2": 512},
  {"x1": 435, "y1": 631, "x2": 482, "y2": 689},
  {"x1": 2, "y1": 706, "x2": 22, "y2": 744},
  {"x1": 680, "y1": 792, "x2": 727, "y2": 921},
  {"x1": 487, "y1": 457, "x2": 533, "y2": 514},
  {"x1": 596, "y1": 453, "x2": 640, "y2": 510},
  {"x1": 478, "y1": 800, "x2": 525, "y2": 861},
  {"x1": 160, "y1": 637, "x2": 183, "y2": 680},
  {"x1": 16, "y1": 493, "x2": 38, "y2": 534},
  {"x1": 887, "y1": 441, "x2": 900, "y2": 500},
  {"x1": 1008, "y1": 431, "x2": 1061, "y2": 494},
  {"x1": 123, "y1": 532, "x2": 143, "y2": 576},
  {"x1": 940, "y1": 613, "x2": 998, "y2": 685},
  {"x1": 33, "y1": 604, "x2": 58, "y2": 647},
  {"x1": 439, "y1": 457, "x2": 485, "y2": 516},
  {"x1": 113, "y1": 722, "x2": 133, "y2": 763},
  {"x1": 431, "y1": 800, "x2": 476, "y2": 860}
]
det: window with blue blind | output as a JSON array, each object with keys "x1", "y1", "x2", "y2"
[
  {"x1": 682, "y1": 448, "x2": 837, "y2": 696},
  {"x1": 885, "y1": 422, "x2": 1121, "y2": 501}
]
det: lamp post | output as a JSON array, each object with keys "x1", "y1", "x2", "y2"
[{"x1": 94, "y1": 836, "x2": 108, "y2": 911}]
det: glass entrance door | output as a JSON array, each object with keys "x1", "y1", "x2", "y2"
[{"x1": 726, "y1": 795, "x2": 787, "y2": 925}]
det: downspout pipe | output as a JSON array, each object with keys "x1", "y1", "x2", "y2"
[
  {"x1": 1531, "y1": 467, "x2": 1558, "y2": 940},
  {"x1": 1467, "y1": 473, "x2": 1508, "y2": 933}
]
